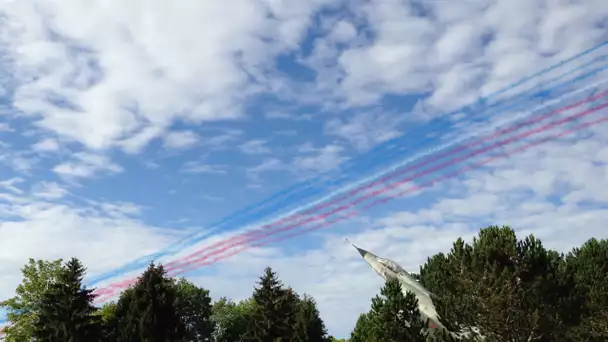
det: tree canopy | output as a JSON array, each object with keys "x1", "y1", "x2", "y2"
[{"x1": 1, "y1": 225, "x2": 606, "y2": 341}]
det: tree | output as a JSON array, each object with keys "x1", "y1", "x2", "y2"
[
  {"x1": 373, "y1": 278, "x2": 428, "y2": 341},
  {"x1": 96, "y1": 302, "x2": 119, "y2": 342},
  {"x1": 351, "y1": 279, "x2": 428, "y2": 342},
  {"x1": 561, "y1": 238, "x2": 608, "y2": 340},
  {"x1": 419, "y1": 226, "x2": 570, "y2": 341},
  {"x1": 248, "y1": 267, "x2": 298, "y2": 341},
  {"x1": 34, "y1": 258, "x2": 101, "y2": 341},
  {"x1": 114, "y1": 263, "x2": 185, "y2": 342},
  {"x1": 211, "y1": 297, "x2": 255, "y2": 342},
  {"x1": 350, "y1": 311, "x2": 374, "y2": 342},
  {"x1": 0, "y1": 258, "x2": 65, "y2": 342},
  {"x1": 174, "y1": 278, "x2": 214, "y2": 342},
  {"x1": 293, "y1": 294, "x2": 329, "y2": 342}
]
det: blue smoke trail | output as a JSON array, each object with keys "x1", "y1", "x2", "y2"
[{"x1": 86, "y1": 40, "x2": 608, "y2": 286}]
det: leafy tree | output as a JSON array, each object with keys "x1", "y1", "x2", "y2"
[
  {"x1": 34, "y1": 258, "x2": 101, "y2": 341},
  {"x1": 248, "y1": 267, "x2": 298, "y2": 341},
  {"x1": 174, "y1": 278, "x2": 213, "y2": 342},
  {"x1": 293, "y1": 294, "x2": 329, "y2": 342},
  {"x1": 0, "y1": 258, "x2": 65, "y2": 342},
  {"x1": 96, "y1": 302, "x2": 119, "y2": 342},
  {"x1": 114, "y1": 263, "x2": 185, "y2": 342},
  {"x1": 211, "y1": 297, "x2": 255, "y2": 342}
]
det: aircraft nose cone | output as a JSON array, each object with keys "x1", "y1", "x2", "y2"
[{"x1": 352, "y1": 244, "x2": 368, "y2": 258}]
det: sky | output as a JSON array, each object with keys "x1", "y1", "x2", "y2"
[{"x1": 1, "y1": 0, "x2": 608, "y2": 338}]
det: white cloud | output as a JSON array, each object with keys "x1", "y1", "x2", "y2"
[
  {"x1": 0, "y1": 0, "x2": 333, "y2": 153},
  {"x1": 163, "y1": 130, "x2": 200, "y2": 150},
  {"x1": 2, "y1": 0, "x2": 608, "y2": 338},
  {"x1": 303, "y1": 0, "x2": 608, "y2": 113},
  {"x1": 32, "y1": 138, "x2": 60, "y2": 152},
  {"x1": 30, "y1": 181, "x2": 69, "y2": 200},
  {"x1": 325, "y1": 111, "x2": 402, "y2": 151},
  {"x1": 0, "y1": 123, "x2": 13, "y2": 132},
  {"x1": 240, "y1": 139, "x2": 272, "y2": 155},
  {"x1": 180, "y1": 161, "x2": 227, "y2": 175},
  {"x1": 293, "y1": 144, "x2": 347, "y2": 173},
  {"x1": 53, "y1": 152, "x2": 122, "y2": 179}
]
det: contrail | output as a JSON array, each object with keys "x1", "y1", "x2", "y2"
[
  {"x1": 85, "y1": 42, "x2": 608, "y2": 286},
  {"x1": 94, "y1": 93, "x2": 608, "y2": 299},
  {"x1": 162, "y1": 85, "x2": 608, "y2": 270}
]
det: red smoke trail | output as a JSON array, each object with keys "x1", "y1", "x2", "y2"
[
  {"x1": 94, "y1": 96, "x2": 608, "y2": 300},
  {"x1": 164, "y1": 90, "x2": 608, "y2": 271},
  {"x1": 176, "y1": 112, "x2": 608, "y2": 273}
]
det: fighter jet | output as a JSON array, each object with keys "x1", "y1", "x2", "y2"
[{"x1": 348, "y1": 240, "x2": 444, "y2": 330}]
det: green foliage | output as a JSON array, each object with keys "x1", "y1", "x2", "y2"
[
  {"x1": 352, "y1": 278, "x2": 428, "y2": 342},
  {"x1": 174, "y1": 278, "x2": 214, "y2": 342},
  {"x1": 114, "y1": 263, "x2": 185, "y2": 342},
  {"x1": 0, "y1": 258, "x2": 65, "y2": 342},
  {"x1": 211, "y1": 297, "x2": 256, "y2": 342},
  {"x1": 293, "y1": 294, "x2": 329, "y2": 342},
  {"x1": 561, "y1": 238, "x2": 608, "y2": 340},
  {"x1": 350, "y1": 312, "x2": 374, "y2": 342},
  {"x1": 419, "y1": 225, "x2": 607, "y2": 341},
  {"x1": 34, "y1": 258, "x2": 101, "y2": 342},
  {"x1": 3, "y1": 225, "x2": 606, "y2": 342},
  {"x1": 248, "y1": 267, "x2": 298, "y2": 341}
]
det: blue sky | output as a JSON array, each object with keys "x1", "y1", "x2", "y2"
[{"x1": 1, "y1": 0, "x2": 608, "y2": 337}]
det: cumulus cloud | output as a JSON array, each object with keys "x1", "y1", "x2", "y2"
[
  {"x1": 1, "y1": 0, "x2": 608, "y2": 338},
  {"x1": 53, "y1": 152, "x2": 122, "y2": 179}
]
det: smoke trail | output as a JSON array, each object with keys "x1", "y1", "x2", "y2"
[
  {"x1": 189, "y1": 114, "x2": 608, "y2": 270},
  {"x1": 162, "y1": 88, "x2": 608, "y2": 270},
  {"x1": 165, "y1": 63, "x2": 608, "y2": 273},
  {"x1": 94, "y1": 94, "x2": 608, "y2": 299},
  {"x1": 163, "y1": 96, "x2": 608, "y2": 274},
  {"x1": 85, "y1": 42, "x2": 608, "y2": 286}
]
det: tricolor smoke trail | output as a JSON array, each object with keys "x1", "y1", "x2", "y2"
[
  {"x1": 163, "y1": 86, "x2": 608, "y2": 272},
  {"x1": 188, "y1": 114, "x2": 608, "y2": 273},
  {"x1": 93, "y1": 90, "x2": 608, "y2": 301},
  {"x1": 164, "y1": 94, "x2": 608, "y2": 272},
  {"x1": 85, "y1": 41, "x2": 608, "y2": 286}
]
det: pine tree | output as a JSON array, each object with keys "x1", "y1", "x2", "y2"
[
  {"x1": 293, "y1": 294, "x2": 329, "y2": 342},
  {"x1": 114, "y1": 263, "x2": 185, "y2": 342},
  {"x1": 370, "y1": 278, "x2": 428, "y2": 342},
  {"x1": 249, "y1": 267, "x2": 297, "y2": 341},
  {"x1": 34, "y1": 258, "x2": 101, "y2": 342}
]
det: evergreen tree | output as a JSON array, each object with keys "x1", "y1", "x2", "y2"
[
  {"x1": 371, "y1": 278, "x2": 428, "y2": 342},
  {"x1": 419, "y1": 226, "x2": 570, "y2": 340},
  {"x1": 249, "y1": 267, "x2": 297, "y2": 342},
  {"x1": 351, "y1": 279, "x2": 428, "y2": 342},
  {"x1": 114, "y1": 263, "x2": 185, "y2": 342},
  {"x1": 293, "y1": 294, "x2": 329, "y2": 342},
  {"x1": 350, "y1": 311, "x2": 374, "y2": 342},
  {"x1": 561, "y1": 238, "x2": 608, "y2": 340},
  {"x1": 34, "y1": 258, "x2": 101, "y2": 342}
]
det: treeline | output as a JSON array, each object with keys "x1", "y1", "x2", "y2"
[
  {"x1": 1, "y1": 225, "x2": 607, "y2": 341},
  {"x1": 351, "y1": 226, "x2": 608, "y2": 342},
  {"x1": 1, "y1": 262, "x2": 333, "y2": 342}
]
